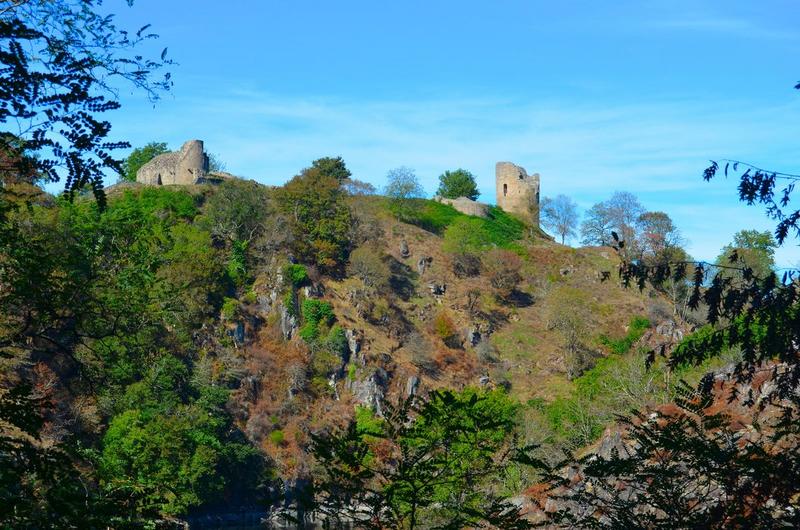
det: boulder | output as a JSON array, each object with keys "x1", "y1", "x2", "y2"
[
  {"x1": 405, "y1": 375, "x2": 420, "y2": 398},
  {"x1": 400, "y1": 239, "x2": 410, "y2": 258}
]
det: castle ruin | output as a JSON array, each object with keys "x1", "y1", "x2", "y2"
[
  {"x1": 496, "y1": 162, "x2": 540, "y2": 226},
  {"x1": 136, "y1": 139, "x2": 210, "y2": 185}
]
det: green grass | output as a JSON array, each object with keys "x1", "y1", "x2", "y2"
[
  {"x1": 598, "y1": 316, "x2": 651, "y2": 354},
  {"x1": 394, "y1": 198, "x2": 526, "y2": 248}
]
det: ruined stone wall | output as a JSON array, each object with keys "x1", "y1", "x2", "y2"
[
  {"x1": 495, "y1": 162, "x2": 540, "y2": 226},
  {"x1": 136, "y1": 139, "x2": 209, "y2": 185},
  {"x1": 434, "y1": 196, "x2": 489, "y2": 218}
]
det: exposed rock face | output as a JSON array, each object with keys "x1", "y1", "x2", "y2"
[
  {"x1": 348, "y1": 368, "x2": 388, "y2": 416},
  {"x1": 496, "y1": 161, "x2": 540, "y2": 226},
  {"x1": 136, "y1": 139, "x2": 210, "y2": 185},
  {"x1": 434, "y1": 196, "x2": 489, "y2": 218},
  {"x1": 417, "y1": 256, "x2": 433, "y2": 276},
  {"x1": 279, "y1": 302, "x2": 298, "y2": 340},
  {"x1": 405, "y1": 375, "x2": 420, "y2": 398},
  {"x1": 399, "y1": 240, "x2": 410, "y2": 259}
]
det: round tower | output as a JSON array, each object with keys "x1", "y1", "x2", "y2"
[
  {"x1": 177, "y1": 139, "x2": 208, "y2": 185},
  {"x1": 495, "y1": 161, "x2": 540, "y2": 226}
]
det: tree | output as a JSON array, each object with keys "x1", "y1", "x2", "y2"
[
  {"x1": 484, "y1": 248, "x2": 524, "y2": 302},
  {"x1": 0, "y1": 0, "x2": 172, "y2": 205},
  {"x1": 343, "y1": 178, "x2": 376, "y2": 196},
  {"x1": 442, "y1": 217, "x2": 492, "y2": 255},
  {"x1": 535, "y1": 80, "x2": 800, "y2": 528},
  {"x1": 637, "y1": 210, "x2": 682, "y2": 258},
  {"x1": 275, "y1": 164, "x2": 352, "y2": 272},
  {"x1": 384, "y1": 166, "x2": 425, "y2": 221},
  {"x1": 580, "y1": 192, "x2": 645, "y2": 255},
  {"x1": 541, "y1": 194, "x2": 579, "y2": 244},
  {"x1": 436, "y1": 168, "x2": 479, "y2": 200},
  {"x1": 309, "y1": 388, "x2": 534, "y2": 529},
  {"x1": 120, "y1": 142, "x2": 169, "y2": 182},
  {"x1": 715, "y1": 229, "x2": 777, "y2": 281},
  {"x1": 312, "y1": 156, "x2": 351, "y2": 183},
  {"x1": 208, "y1": 152, "x2": 227, "y2": 173},
  {"x1": 347, "y1": 245, "x2": 391, "y2": 291}
]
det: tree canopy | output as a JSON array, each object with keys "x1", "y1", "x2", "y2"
[
  {"x1": 121, "y1": 142, "x2": 169, "y2": 182},
  {"x1": 436, "y1": 168, "x2": 479, "y2": 200}
]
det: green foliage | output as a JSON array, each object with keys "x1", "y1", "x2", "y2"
[
  {"x1": 299, "y1": 299, "x2": 335, "y2": 342},
  {"x1": 269, "y1": 429, "x2": 286, "y2": 446},
  {"x1": 311, "y1": 388, "x2": 533, "y2": 528},
  {"x1": 199, "y1": 178, "x2": 272, "y2": 243},
  {"x1": 406, "y1": 199, "x2": 461, "y2": 233},
  {"x1": 598, "y1": 316, "x2": 651, "y2": 354},
  {"x1": 221, "y1": 297, "x2": 239, "y2": 320},
  {"x1": 436, "y1": 168, "x2": 479, "y2": 200},
  {"x1": 284, "y1": 263, "x2": 309, "y2": 287},
  {"x1": 100, "y1": 357, "x2": 262, "y2": 517},
  {"x1": 275, "y1": 166, "x2": 352, "y2": 272},
  {"x1": 311, "y1": 156, "x2": 352, "y2": 183},
  {"x1": 347, "y1": 245, "x2": 391, "y2": 290},
  {"x1": 716, "y1": 228, "x2": 777, "y2": 280},
  {"x1": 227, "y1": 239, "x2": 248, "y2": 285},
  {"x1": 384, "y1": 166, "x2": 425, "y2": 222},
  {"x1": 121, "y1": 142, "x2": 169, "y2": 182},
  {"x1": 443, "y1": 217, "x2": 493, "y2": 254}
]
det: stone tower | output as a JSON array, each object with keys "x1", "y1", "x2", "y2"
[
  {"x1": 136, "y1": 139, "x2": 209, "y2": 185},
  {"x1": 496, "y1": 162, "x2": 540, "y2": 226}
]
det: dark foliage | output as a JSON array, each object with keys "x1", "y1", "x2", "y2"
[{"x1": 0, "y1": 0, "x2": 172, "y2": 206}]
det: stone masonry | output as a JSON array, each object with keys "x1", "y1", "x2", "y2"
[
  {"x1": 136, "y1": 139, "x2": 209, "y2": 185},
  {"x1": 496, "y1": 162, "x2": 540, "y2": 226},
  {"x1": 434, "y1": 196, "x2": 489, "y2": 218}
]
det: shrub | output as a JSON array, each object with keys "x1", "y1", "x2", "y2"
[
  {"x1": 326, "y1": 325, "x2": 349, "y2": 357},
  {"x1": 347, "y1": 246, "x2": 391, "y2": 290},
  {"x1": 227, "y1": 239, "x2": 248, "y2": 285},
  {"x1": 284, "y1": 264, "x2": 309, "y2": 288},
  {"x1": 599, "y1": 316, "x2": 651, "y2": 354},
  {"x1": 433, "y1": 311, "x2": 461, "y2": 349},
  {"x1": 450, "y1": 252, "x2": 481, "y2": 278},
  {"x1": 483, "y1": 249, "x2": 523, "y2": 301},
  {"x1": 302, "y1": 299, "x2": 334, "y2": 327},
  {"x1": 299, "y1": 299, "x2": 335, "y2": 342},
  {"x1": 442, "y1": 217, "x2": 492, "y2": 254},
  {"x1": 269, "y1": 429, "x2": 286, "y2": 446},
  {"x1": 221, "y1": 297, "x2": 239, "y2": 320}
]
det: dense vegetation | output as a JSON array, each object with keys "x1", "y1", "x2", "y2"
[{"x1": 2, "y1": 2, "x2": 798, "y2": 528}]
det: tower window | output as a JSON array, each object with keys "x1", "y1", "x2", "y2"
[{"x1": 503, "y1": 183, "x2": 507, "y2": 196}]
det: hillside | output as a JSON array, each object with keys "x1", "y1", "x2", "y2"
[{"x1": 1, "y1": 176, "x2": 712, "y2": 525}]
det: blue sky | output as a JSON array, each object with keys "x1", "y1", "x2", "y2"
[{"x1": 98, "y1": 0, "x2": 800, "y2": 265}]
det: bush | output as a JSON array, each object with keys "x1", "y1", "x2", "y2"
[
  {"x1": 221, "y1": 297, "x2": 239, "y2": 320},
  {"x1": 433, "y1": 312, "x2": 461, "y2": 349},
  {"x1": 450, "y1": 252, "x2": 482, "y2": 278},
  {"x1": 483, "y1": 249, "x2": 523, "y2": 301},
  {"x1": 269, "y1": 429, "x2": 286, "y2": 446},
  {"x1": 599, "y1": 316, "x2": 651, "y2": 354},
  {"x1": 443, "y1": 217, "x2": 492, "y2": 255},
  {"x1": 227, "y1": 239, "x2": 248, "y2": 285},
  {"x1": 299, "y1": 299, "x2": 335, "y2": 342},
  {"x1": 347, "y1": 246, "x2": 391, "y2": 290},
  {"x1": 284, "y1": 263, "x2": 309, "y2": 288}
]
